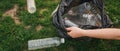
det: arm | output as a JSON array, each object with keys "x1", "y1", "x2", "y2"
[{"x1": 66, "y1": 27, "x2": 120, "y2": 40}]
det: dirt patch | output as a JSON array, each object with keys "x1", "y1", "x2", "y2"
[
  {"x1": 36, "y1": 25, "x2": 43, "y2": 31},
  {"x1": 2, "y1": 4, "x2": 22, "y2": 25},
  {"x1": 39, "y1": 8, "x2": 48, "y2": 14}
]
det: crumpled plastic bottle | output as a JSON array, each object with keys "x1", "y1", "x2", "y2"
[{"x1": 28, "y1": 37, "x2": 65, "y2": 50}]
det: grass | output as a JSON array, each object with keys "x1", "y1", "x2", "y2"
[{"x1": 0, "y1": 0, "x2": 120, "y2": 51}]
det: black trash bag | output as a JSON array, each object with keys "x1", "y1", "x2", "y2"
[{"x1": 52, "y1": 0, "x2": 113, "y2": 40}]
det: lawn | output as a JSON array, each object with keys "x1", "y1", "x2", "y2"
[{"x1": 0, "y1": 0, "x2": 120, "y2": 51}]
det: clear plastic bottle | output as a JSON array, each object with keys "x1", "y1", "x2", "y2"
[
  {"x1": 27, "y1": 0, "x2": 36, "y2": 13},
  {"x1": 28, "y1": 37, "x2": 65, "y2": 50},
  {"x1": 64, "y1": 18, "x2": 79, "y2": 27}
]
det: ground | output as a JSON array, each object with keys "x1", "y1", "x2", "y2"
[{"x1": 0, "y1": 0, "x2": 120, "y2": 51}]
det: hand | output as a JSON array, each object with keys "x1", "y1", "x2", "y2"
[{"x1": 66, "y1": 27, "x2": 85, "y2": 38}]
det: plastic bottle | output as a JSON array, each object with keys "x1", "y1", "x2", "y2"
[
  {"x1": 64, "y1": 18, "x2": 79, "y2": 27},
  {"x1": 28, "y1": 37, "x2": 65, "y2": 50},
  {"x1": 27, "y1": 0, "x2": 36, "y2": 13}
]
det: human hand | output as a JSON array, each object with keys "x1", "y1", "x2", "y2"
[{"x1": 66, "y1": 27, "x2": 85, "y2": 38}]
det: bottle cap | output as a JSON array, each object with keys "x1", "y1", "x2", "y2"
[{"x1": 61, "y1": 38, "x2": 65, "y2": 43}]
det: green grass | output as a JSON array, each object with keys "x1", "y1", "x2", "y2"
[{"x1": 0, "y1": 0, "x2": 120, "y2": 51}]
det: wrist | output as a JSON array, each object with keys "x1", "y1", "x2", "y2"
[
  {"x1": 82, "y1": 29, "x2": 95, "y2": 37},
  {"x1": 79, "y1": 29, "x2": 87, "y2": 37}
]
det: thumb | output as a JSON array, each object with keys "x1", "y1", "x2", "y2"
[{"x1": 66, "y1": 27, "x2": 72, "y2": 31}]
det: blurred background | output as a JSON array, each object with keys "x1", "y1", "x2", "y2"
[{"x1": 0, "y1": 0, "x2": 120, "y2": 51}]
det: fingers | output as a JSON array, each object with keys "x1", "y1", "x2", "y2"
[
  {"x1": 67, "y1": 31, "x2": 72, "y2": 37},
  {"x1": 67, "y1": 31, "x2": 76, "y2": 38},
  {"x1": 66, "y1": 27, "x2": 77, "y2": 38},
  {"x1": 68, "y1": 32, "x2": 72, "y2": 35},
  {"x1": 66, "y1": 27, "x2": 83, "y2": 38},
  {"x1": 66, "y1": 28, "x2": 72, "y2": 35}
]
